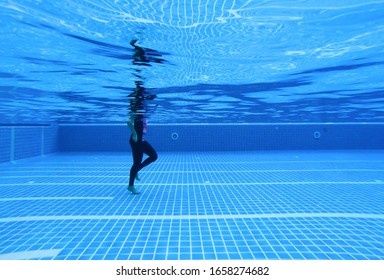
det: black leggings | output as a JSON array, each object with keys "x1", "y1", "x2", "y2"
[{"x1": 129, "y1": 136, "x2": 158, "y2": 186}]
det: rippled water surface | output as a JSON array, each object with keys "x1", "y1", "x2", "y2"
[{"x1": 1, "y1": 0, "x2": 384, "y2": 123}]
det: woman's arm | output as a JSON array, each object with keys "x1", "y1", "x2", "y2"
[{"x1": 127, "y1": 115, "x2": 138, "y2": 142}]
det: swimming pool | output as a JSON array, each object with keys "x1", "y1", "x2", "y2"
[{"x1": 1, "y1": 0, "x2": 384, "y2": 261}]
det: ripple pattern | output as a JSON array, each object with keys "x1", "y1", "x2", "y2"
[{"x1": 0, "y1": 0, "x2": 384, "y2": 123}]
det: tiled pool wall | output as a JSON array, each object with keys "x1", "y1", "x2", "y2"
[
  {"x1": 0, "y1": 125, "x2": 58, "y2": 163},
  {"x1": 59, "y1": 123, "x2": 384, "y2": 152},
  {"x1": 1, "y1": 124, "x2": 384, "y2": 163}
]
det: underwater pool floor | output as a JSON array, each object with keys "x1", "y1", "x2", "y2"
[{"x1": 0, "y1": 150, "x2": 383, "y2": 260}]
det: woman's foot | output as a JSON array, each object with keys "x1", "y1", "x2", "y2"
[{"x1": 128, "y1": 185, "x2": 139, "y2": 194}]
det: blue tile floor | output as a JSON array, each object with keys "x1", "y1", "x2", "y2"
[{"x1": 0, "y1": 150, "x2": 383, "y2": 260}]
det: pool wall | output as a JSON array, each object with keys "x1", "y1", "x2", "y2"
[
  {"x1": 1, "y1": 124, "x2": 383, "y2": 163},
  {"x1": 0, "y1": 125, "x2": 58, "y2": 163},
  {"x1": 58, "y1": 123, "x2": 384, "y2": 152}
]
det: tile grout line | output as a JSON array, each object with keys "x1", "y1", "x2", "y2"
[{"x1": 1, "y1": 213, "x2": 384, "y2": 223}]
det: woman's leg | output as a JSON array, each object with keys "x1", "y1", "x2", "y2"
[
  {"x1": 133, "y1": 141, "x2": 157, "y2": 185},
  {"x1": 139, "y1": 141, "x2": 158, "y2": 170},
  {"x1": 128, "y1": 137, "x2": 143, "y2": 193}
]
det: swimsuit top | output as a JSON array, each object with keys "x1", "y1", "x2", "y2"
[{"x1": 133, "y1": 117, "x2": 147, "y2": 141}]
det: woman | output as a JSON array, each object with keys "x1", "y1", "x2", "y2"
[
  {"x1": 127, "y1": 113, "x2": 158, "y2": 194},
  {"x1": 127, "y1": 39, "x2": 159, "y2": 194}
]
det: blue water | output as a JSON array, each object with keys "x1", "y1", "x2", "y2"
[{"x1": 1, "y1": 0, "x2": 384, "y2": 123}]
